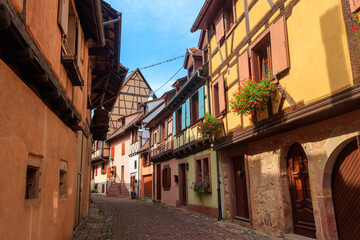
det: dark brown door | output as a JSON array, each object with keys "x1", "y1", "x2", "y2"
[
  {"x1": 179, "y1": 164, "x2": 186, "y2": 206},
  {"x1": 332, "y1": 141, "x2": 360, "y2": 240},
  {"x1": 234, "y1": 156, "x2": 249, "y2": 219},
  {"x1": 287, "y1": 143, "x2": 316, "y2": 238},
  {"x1": 121, "y1": 165, "x2": 124, "y2": 183},
  {"x1": 157, "y1": 164, "x2": 161, "y2": 200},
  {"x1": 144, "y1": 175, "x2": 152, "y2": 197}
]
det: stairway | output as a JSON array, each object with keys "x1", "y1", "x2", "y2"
[{"x1": 107, "y1": 183, "x2": 129, "y2": 198}]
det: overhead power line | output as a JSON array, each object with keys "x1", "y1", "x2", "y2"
[{"x1": 154, "y1": 65, "x2": 184, "y2": 93}]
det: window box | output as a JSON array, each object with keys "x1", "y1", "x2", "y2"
[{"x1": 61, "y1": 54, "x2": 84, "y2": 86}]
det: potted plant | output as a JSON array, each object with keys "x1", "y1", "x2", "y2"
[
  {"x1": 353, "y1": 10, "x2": 360, "y2": 37},
  {"x1": 197, "y1": 113, "x2": 221, "y2": 140},
  {"x1": 189, "y1": 176, "x2": 210, "y2": 204},
  {"x1": 229, "y1": 75, "x2": 276, "y2": 122},
  {"x1": 131, "y1": 182, "x2": 137, "y2": 199}
]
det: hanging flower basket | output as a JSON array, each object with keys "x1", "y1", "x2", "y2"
[
  {"x1": 353, "y1": 11, "x2": 360, "y2": 37},
  {"x1": 197, "y1": 113, "x2": 221, "y2": 140},
  {"x1": 229, "y1": 75, "x2": 276, "y2": 122}
]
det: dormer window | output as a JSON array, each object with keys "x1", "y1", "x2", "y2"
[{"x1": 188, "y1": 65, "x2": 194, "y2": 79}]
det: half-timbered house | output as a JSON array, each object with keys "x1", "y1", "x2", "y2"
[{"x1": 191, "y1": 0, "x2": 360, "y2": 239}]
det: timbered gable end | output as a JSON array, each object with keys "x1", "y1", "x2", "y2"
[{"x1": 108, "y1": 69, "x2": 155, "y2": 136}]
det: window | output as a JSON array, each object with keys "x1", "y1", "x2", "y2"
[
  {"x1": 224, "y1": 0, "x2": 235, "y2": 34},
  {"x1": 203, "y1": 47, "x2": 209, "y2": 63},
  {"x1": 188, "y1": 65, "x2": 194, "y2": 79},
  {"x1": 162, "y1": 165, "x2": 171, "y2": 191},
  {"x1": 212, "y1": 75, "x2": 225, "y2": 116},
  {"x1": 143, "y1": 153, "x2": 150, "y2": 167},
  {"x1": 154, "y1": 131, "x2": 158, "y2": 145},
  {"x1": 95, "y1": 166, "x2": 98, "y2": 176},
  {"x1": 252, "y1": 34, "x2": 272, "y2": 82},
  {"x1": 176, "y1": 108, "x2": 182, "y2": 134},
  {"x1": 101, "y1": 163, "x2": 106, "y2": 175},
  {"x1": 25, "y1": 155, "x2": 41, "y2": 200},
  {"x1": 195, "y1": 155, "x2": 211, "y2": 192},
  {"x1": 132, "y1": 129, "x2": 138, "y2": 144},
  {"x1": 59, "y1": 160, "x2": 67, "y2": 199},
  {"x1": 190, "y1": 92, "x2": 199, "y2": 124},
  {"x1": 134, "y1": 160, "x2": 137, "y2": 170},
  {"x1": 25, "y1": 167, "x2": 39, "y2": 200},
  {"x1": 250, "y1": 16, "x2": 289, "y2": 81},
  {"x1": 122, "y1": 142, "x2": 125, "y2": 156},
  {"x1": 161, "y1": 122, "x2": 165, "y2": 142}
]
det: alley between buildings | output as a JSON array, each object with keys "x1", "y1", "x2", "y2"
[{"x1": 73, "y1": 196, "x2": 278, "y2": 240}]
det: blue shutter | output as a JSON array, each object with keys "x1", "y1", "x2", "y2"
[
  {"x1": 186, "y1": 99, "x2": 190, "y2": 127},
  {"x1": 198, "y1": 86, "x2": 205, "y2": 118},
  {"x1": 181, "y1": 104, "x2": 186, "y2": 131},
  {"x1": 173, "y1": 112, "x2": 176, "y2": 136}
]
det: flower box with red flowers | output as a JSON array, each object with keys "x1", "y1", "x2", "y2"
[
  {"x1": 353, "y1": 11, "x2": 360, "y2": 37},
  {"x1": 197, "y1": 113, "x2": 221, "y2": 140},
  {"x1": 229, "y1": 75, "x2": 276, "y2": 122}
]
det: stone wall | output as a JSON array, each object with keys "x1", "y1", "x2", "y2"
[{"x1": 220, "y1": 109, "x2": 360, "y2": 238}]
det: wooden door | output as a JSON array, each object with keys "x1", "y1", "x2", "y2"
[
  {"x1": 121, "y1": 165, "x2": 124, "y2": 183},
  {"x1": 287, "y1": 144, "x2": 316, "y2": 238},
  {"x1": 234, "y1": 156, "x2": 249, "y2": 219},
  {"x1": 157, "y1": 164, "x2": 161, "y2": 200},
  {"x1": 144, "y1": 175, "x2": 152, "y2": 197},
  {"x1": 332, "y1": 140, "x2": 360, "y2": 240},
  {"x1": 179, "y1": 164, "x2": 186, "y2": 206}
]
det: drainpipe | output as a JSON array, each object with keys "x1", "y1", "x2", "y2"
[
  {"x1": 198, "y1": 70, "x2": 223, "y2": 220},
  {"x1": 93, "y1": 0, "x2": 105, "y2": 46}
]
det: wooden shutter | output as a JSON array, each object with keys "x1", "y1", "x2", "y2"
[
  {"x1": 77, "y1": 25, "x2": 82, "y2": 66},
  {"x1": 218, "y1": 75, "x2": 226, "y2": 114},
  {"x1": 168, "y1": 167, "x2": 171, "y2": 187},
  {"x1": 107, "y1": 167, "x2": 111, "y2": 178},
  {"x1": 122, "y1": 142, "x2": 125, "y2": 155},
  {"x1": 173, "y1": 112, "x2": 176, "y2": 136},
  {"x1": 150, "y1": 130, "x2": 154, "y2": 146},
  {"x1": 111, "y1": 146, "x2": 115, "y2": 158},
  {"x1": 186, "y1": 99, "x2": 191, "y2": 127},
  {"x1": 58, "y1": 0, "x2": 69, "y2": 35},
  {"x1": 181, "y1": 104, "x2": 186, "y2": 131},
  {"x1": 215, "y1": 11, "x2": 225, "y2": 43},
  {"x1": 198, "y1": 86, "x2": 205, "y2": 118},
  {"x1": 157, "y1": 126, "x2": 160, "y2": 143},
  {"x1": 350, "y1": 0, "x2": 360, "y2": 13},
  {"x1": 238, "y1": 50, "x2": 250, "y2": 84},
  {"x1": 270, "y1": 16, "x2": 289, "y2": 76},
  {"x1": 164, "y1": 119, "x2": 168, "y2": 138}
]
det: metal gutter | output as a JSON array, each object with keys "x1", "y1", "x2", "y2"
[{"x1": 93, "y1": 0, "x2": 105, "y2": 46}]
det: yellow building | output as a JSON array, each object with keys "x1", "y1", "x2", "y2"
[{"x1": 191, "y1": 0, "x2": 360, "y2": 239}]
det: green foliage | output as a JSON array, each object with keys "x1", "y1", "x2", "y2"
[
  {"x1": 190, "y1": 176, "x2": 210, "y2": 201},
  {"x1": 229, "y1": 75, "x2": 276, "y2": 119},
  {"x1": 353, "y1": 11, "x2": 360, "y2": 37},
  {"x1": 197, "y1": 113, "x2": 221, "y2": 139}
]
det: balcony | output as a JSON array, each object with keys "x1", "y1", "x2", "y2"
[
  {"x1": 129, "y1": 141, "x2": 140, "y2": 156},
  {"x1": 150, "y1": 136, "x2": 174, "y2": 162},
  {"x1": 91, "y1": 142, "x2": 110, "y2": 163}
]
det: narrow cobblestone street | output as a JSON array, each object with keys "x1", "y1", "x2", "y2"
[{"x1": 73, "y1": 196, "x2": 279, "y2": 240}]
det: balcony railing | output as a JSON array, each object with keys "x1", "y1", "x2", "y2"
[
  {"x1": 130, "y1": 141, "x2": 140, "y2": 155},
  {"x1": 150, "y1": 136, "x2": 173, "y2": 159}
]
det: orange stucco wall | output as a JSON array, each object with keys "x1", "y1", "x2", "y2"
[
  {"x1": 9, "y1": 0, "x2": 23, "y2": 13},
  {"x1": 0, "y1": 60, "x2": 79, "y2": 239}
]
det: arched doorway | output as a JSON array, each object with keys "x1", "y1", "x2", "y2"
[
  {"x1": 332, "y1": 140, "x2": 360, "y2": 239},
  {"x1": 287, "y1": 143, "x2": 316, "y2": 238}
]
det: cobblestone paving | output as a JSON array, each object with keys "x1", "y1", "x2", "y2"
[{"x1": 73, "y1": 196, "x2": 280, "y2": 240}]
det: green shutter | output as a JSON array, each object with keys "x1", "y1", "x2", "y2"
[
  {"x1": 198, "y1": 86, "x2": 205, "y2": 118},
  {"x1": 186, "y1": 99, "x2": 191, "y2": 127},
  {"x1": 173, "y1": 112, "x2": 176, "y2": 136}
]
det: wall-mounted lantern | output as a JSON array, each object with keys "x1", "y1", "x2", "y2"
[
  {"x1": 185, "y1": 162, "x2": 189, "y2": 171},
  {"x1": 174, "y1": 175, "x2": 178, "y2": 183}
]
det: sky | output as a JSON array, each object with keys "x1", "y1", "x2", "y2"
[{"x1": 106, "y1": 0, "x2": 204, "y2": 97}]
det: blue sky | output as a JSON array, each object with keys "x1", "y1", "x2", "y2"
[{"x1": 106, "y1": 0, "x2": 204, "y2": 96}]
